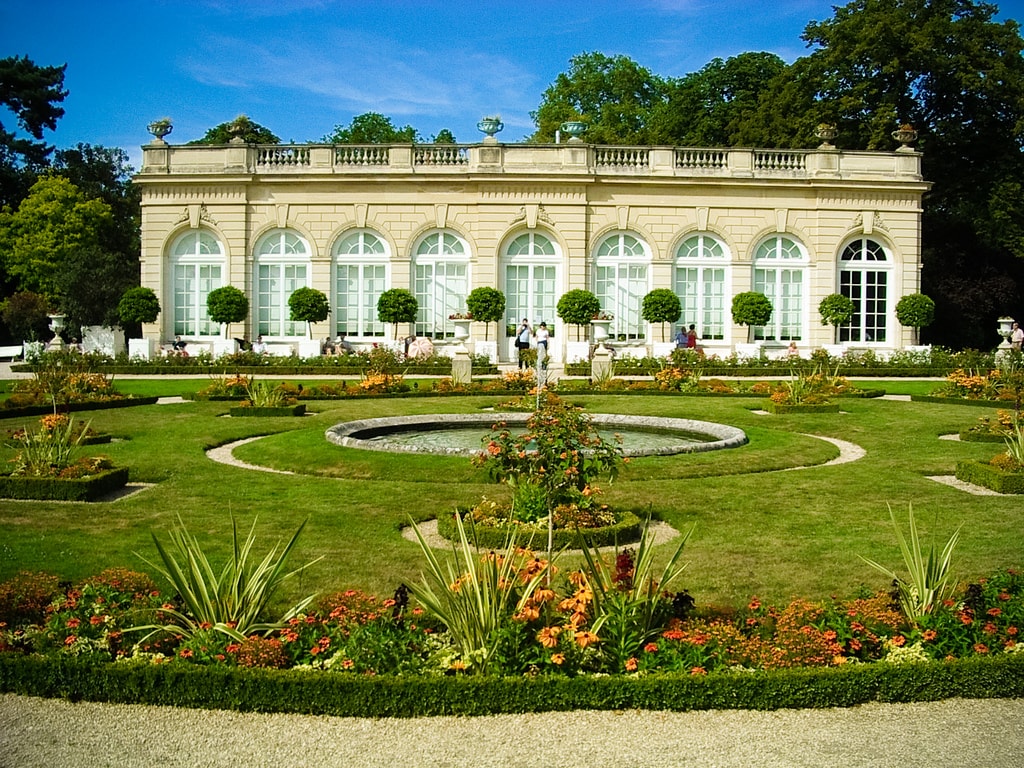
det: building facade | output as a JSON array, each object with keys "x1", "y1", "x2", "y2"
[{"x1": 135, "y1": 135, "x2": 928, "y2": 362}]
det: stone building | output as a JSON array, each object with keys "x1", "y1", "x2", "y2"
[{"x1": 135, "y1": 130, "x2": 928, "y2": 362}]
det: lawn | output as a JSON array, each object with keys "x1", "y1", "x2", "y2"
[{"x1": 0, "y1": 386, "x2": 1018, "y2": 614}]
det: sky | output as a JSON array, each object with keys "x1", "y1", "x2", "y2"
[{"x1": 2, "y1": 0, "x2": 1024, "y2": 171}]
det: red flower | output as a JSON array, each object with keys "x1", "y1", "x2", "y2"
[
  {"x1": 922, "y1": 629, "x2": 937, "y2": 642},
  {"x1": 66, "y1": 618, "x2": 80, "y2": 628},
  {"x1": 973, "y1": 643, "x2": 989, "y2": 654},
  {"x1": 987, "y1": 607, "x2": 1002, "y2": 616},
  {"x1": 643, "y1": 642, "x2": 658, "y2": 654},
  {"x1": 64, "y1": 635, "x2": 77, "y2": 646},
  {"x1": 179, "y1": 648, "x2": 193, "y2": 658},
  {"x1": 748, "y1": 598, "x2": 761, "y2": 611},
  {"x1": 690, "y1": 667, "x2": 707, "y2": 676},
  {"x1": 983, "y1": 622, "x2": 998, "y2": 635},
  {"x1": 891, "y1": 635, "x2": 906, "y2": 647}
]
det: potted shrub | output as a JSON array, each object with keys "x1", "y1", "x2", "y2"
[
  {"x1": 117, "y1": 286, "x2": 161, "y2": 358},
  {"x1": 377, "y1": 288, "x2": 418, "y2": 341},
  {"x1": 556, "y1": 289, "x2": 601, "y2": 341},
  {"x1": 206, "y1": 286, "x2": 249, "y2": 340},
  {"x1": 731, "y1": 291, "x2": 773, "y2": 344},
  {"x1": 288, "y1": 287, "x2": 330, "y2": 340},
  {"x1": 641, "y1": 288, "x2": 682, "y2": 345},
  {"x1": 818, "y1": 293, "x2": 855, "y2": 344},
  {"x1": 895, "y1": 293, "x2": 935, "y2": 346},
  {"x1": 465, "y1": 287, "x2": 505, "y2": 341}
]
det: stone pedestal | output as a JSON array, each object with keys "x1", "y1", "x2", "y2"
[
  {"x1": 83, "y1": 326, "x2": 126, "y2": 357},
  {"x1": 592, "y1": 345, "x2": 614, "y2": 381},
  {"x1": 297, "y1": 339, "x2": 322, "y2": 358},
  {"x1": 212, "y1": 339, "x2": 238, "y2": 358},
  {"x1": 128, "y1": 338, "x2": 156, "y2": 360},
  {"x1": 451, "y1": 348, "x2": 472, "y2": 385},
  {"x1": 475, "y1": 340, "x2": 498, "y2": 363}
]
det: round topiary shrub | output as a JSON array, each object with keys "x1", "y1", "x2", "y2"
[
  {"x1": 557, "y1": 289, "x2": 601, "y2": 340},
  {"x1": 377, "y1": 288, "x2": 418, "y2": 339},
  {"x1": 206, "y1": 286, "x2": 249, "y2": 337},
  {"x1": 642, "y1": 288, "x2": 682, "y2": 339},
  {"x1": 731, "y1": 291, "x2": 773, "y2": 341},
  {"x1": 117, "y1": 287, "x2": 161, "y2": 326},
  {"x1": 895, "y1": 293, "x2": 935, "y2": 344},
  {"x1": 466, "y1": 286, "x2": 506, "y2": 340},
  {"x1": 288, "y1": 287, "x2": 330, "y2": 338},
  {"x1": 818, "y1": 293, "x2": 854, "y2": 342}
]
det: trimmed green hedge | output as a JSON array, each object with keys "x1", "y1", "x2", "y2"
[
  {"x1": 228, "y1": 404, "x2": 306, "y2": 417},
  {"x1": 911, "y1": 395, "x2": 1009, "y2": 408},
  {"x1": 0, "y1": 397, "x2": 159, "y2": 420},
  {"x1": 436, "y1": 511, "x2": 644, "y2": 550},
  {"x1": 954, "y1": 461, "x2": 1024, "y2": 494},
  {"x1": 0, "y1": 467, "x2": 130, "y2": 501},
  {"x1": 764, "y1": 402, "x2": 841, "y2": 414},
  {"x1": 1, "y1": 652, "x2": 1022, "y2": 716},
  {"x1": 958, "y1": 431, "x2": 1008, "y2": 443}
]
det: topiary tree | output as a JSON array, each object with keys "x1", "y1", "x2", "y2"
[
  {"x1": 641, "y1": 288, "x2": 682, "y2": 341},
  {"x1": 556, "y1": 289, "x2": 601, "y2": 341},
  {"x1": 288, "y1": 287, "x2": 330, "y2": 339},
  {"x1": 465, "y1": 286, "x2": 506, "y2": 340},
  {"x1": 818, "y1": 293, "x2": 855, "y2": 343},
  {"x1": 0, "y1": 290, "x2": 52, "y2": 341},
  {"x1": 895, "y1": 293, "x2": 935, "y2": 345},
  {"x1": 117, "y1": 286, "x2": 161, "y2": 343},
  {"x1": 377, "y1": 288, "x2": 418, "y2": 340},
  {"x1": 731, "y1": 291, "x2": 773, "y2": 342},
  {"x1": 206, "y1": 285, "x2": 249, "y2": 339}
]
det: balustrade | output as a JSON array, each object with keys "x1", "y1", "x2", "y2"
[
  {"x1": 675, "y1": 148, "x2": 728, "y2": 169},
  {"x1": 753, "y1": 150, "x2": 807, "y2": 172},
  {"x1": 335, "y1": 145, "x2": 390, "y2": 166},
  {"x1": 256, "y1": 146, "x2": 310, "y2": 168},
  {"x1": 595, "y1": 147, "x2": 650, "y2": 168},
  {"x1": 413, "y1": 145, "x2": 469, "y2": 166}
]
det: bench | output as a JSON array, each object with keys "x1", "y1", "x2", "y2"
[{"x1": 0, "y1": 345, "x2": 22, "y2": 360}]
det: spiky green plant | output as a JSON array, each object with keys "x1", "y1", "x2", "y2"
[
  {"x1": 132, "y1": 516, "x2": 321, "y2": 642},
  {"x1": 577, "y1": 517, "x2": 693, "y2": 671},
  {"x1": 406, "y1": 513, "x2": 552, "y2": 673},
  {"x1": 860, "y1": 505, "x2": 961, "y2": 623},
  {"x1": 245, "y1": 379, "x2": 288, "y2": 407}
]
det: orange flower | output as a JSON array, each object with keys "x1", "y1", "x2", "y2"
[
  {"x1": 550, "y1": 653, "x2": 565, "y2": 666},
  {"x1": 514, "y1": 605, "x2": 540, "y2": 622},
  {"x1": 537, "y1": 626, "x2": 562, "y2": 648},
  {"x1": 624, "y1": 657, "x2": 638, "y2": 672},
  {"x1": 574, "y1": 630, "x2": 599, "y2": 648},
  {"x1": 922, "y1": 629, "x2": 937, "y2": 641},
  {"x1": 690, "y1": 666, "x2": 706, "y2": 676}
]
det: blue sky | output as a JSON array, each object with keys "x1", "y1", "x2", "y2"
[{"x1": 2, "y1": 0, "x2": 1023, "y2": 170}]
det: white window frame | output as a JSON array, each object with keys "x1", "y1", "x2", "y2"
[
  {"x1": 413, "y1": 231, "x2": 470, "y2": 339},
  {"x1": 839, "y1": 237, "x2": 892, "y2": 344},
  {"x1": 502, "y1": 231, "x2": 561, "y2": 339},
  {"x1": 593, "y1": 232, "x2": 651, "y2": 341},
  {"x1": 254, "y1": 229, "x2": 312, "y2": 339},
  {"x1": 333, "y1": 230, "x2": 390, "y2": 339},
  {"x1": 673, "y1": 233, "x2": 730, "y2": 341},
  {"x1": 752, "y1": 235, "x2": 808, "y2": 341},
  {"x1": 169, "y1": 230, "x2": 225, "y2": 338}
]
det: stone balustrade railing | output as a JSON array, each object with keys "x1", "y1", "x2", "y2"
[{"x1": 139, "y1": 140, "x2": 922, "y2": 181}]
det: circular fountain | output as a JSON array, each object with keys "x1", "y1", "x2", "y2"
[{"x1": 325, "y1": 413, "x2": 747, "y2": 457}]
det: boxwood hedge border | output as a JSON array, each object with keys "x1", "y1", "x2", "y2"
[
  {"x1": 0, "y1": 397, "x2": 160, "y2": 421},
  {"x1": 0, "y1": 467, "x2": 130, "y2": 502},
  {"x1": 435, "y1": 510, "x2": 644, "y2": 550},
  {"x1": 954, "y1": 461, "x2": 1024, "y2": 494},
  {"x1": 1, "y1": 653, "x2": 1022, "y2": 717}
]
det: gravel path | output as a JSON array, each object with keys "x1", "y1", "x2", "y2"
[{"x1": 2, "y1": 694, "x2": 1023, "y2": 768}]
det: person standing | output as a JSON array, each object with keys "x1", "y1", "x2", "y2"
[
  {"x1": 686, "y1": 324, "x2": 698, "y2": 349},
  {"x1": 674, "y1": 326, "x2": 687, "y2": 349},
  {"x1": 1011, "y1": 321, "x2": 1023, "y2": 351},
  {"x1": 535, "y1": 321, "x2": 550, "y2": 370},
  {"x1": 516, "y1": 318, "x2": 532, "y2": 369}
]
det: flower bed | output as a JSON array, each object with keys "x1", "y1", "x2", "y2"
[
  {"x1": 437, "y1": 509, "x2": 644, "y2": 550},
  {"x1": 955, "y1": 461, "x2": 1024, "y2": 494},
  {"x1": 0, "y1": 467, "x2": 130, "y2": 501},
  {"x1": 0, "y1": 397, "x2": 159, "y2": 420}
]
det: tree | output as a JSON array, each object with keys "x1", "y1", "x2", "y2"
[
  {"x1": 556, "y1": 289, "x2": 601, "y2": 341},
  {"x1": 54, "y1": 243, "x2": 138, "y2": 334},
  {"x1": 818, "y1": 293, "x2": 855, "y2": 343},
  {"x1": 288, "y1": 287, "x2": 330, "y2": 339},
  {"x1": 377, "y1": 288, "x2": 418, "y2": 339},
  {"x1": 652, "y1": 52, "x2": 788, "y2": 147},
  {"x1": 0, "y1": 290, "x2": 51, "y2": 341},
  {"x1": 117, "y1": 286, "x2": 160, "y2": 340},
  {"x1": 531, "y1": 52, "x2": 670, "y2": 144},
  {"x1": 789, "y1": 0, "x2": 1024, "y2": 346},
  {"x1": 640, "y1": 288, "x2": 682, "y2": 340},
  {"x1": 465, "y1": 287, "x2": 505, "y2": 340},
  {"x1": 322, "y1": 113, "x2": 420, "y2": 144},
  {"x1": 432, "y1": 129, "x2": 457, "y2": 144},
  {"x1": 189, "y1": 115, "x2": 280, "y2": 145},
  {"x1": 0, "y1": 56, "x2": 68, "y2": 208},
  {"x1": 731, "y1": 292, "x2": 773, "y2": 342},
  {"x1": 0, "y1": 175, "x2": 112, "y2": 303},
  {"x1": 206, "y1": 286, "x2": 249, "y2": 338},
  {"x1": 895, "y1": 293, "x2": 936, "y2": 345}
]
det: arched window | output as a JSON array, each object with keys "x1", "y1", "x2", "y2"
[
  {"x1": 254, "y1": 229, "x2": 311, "y2": 338},
  {"x1": 593, "y1": 232, "x2": 650, "y2": 340},
  {"x1": 413, "y1": 231, "x2": 470, "y2": 338},
  {"x1": 753, "y1": 235, "x2": 807, "y2": 341},
  {"x1": 170, "y1": 230, "x2": 224, "y2": 336},
  {"x1": 503, "y1": 232, "x2": 560, "y2": 336},
  {"x1": 334, "y1": 230, "x2": 389, "y2": 338},
  {"x1": 674, "y1": 234, "x2": 729, "y2": 341},
  {"x1": 839, "y1": 238, "x2": 890, "y2": 343}
]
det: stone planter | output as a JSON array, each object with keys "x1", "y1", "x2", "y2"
[
  {"x1": 591, "y1": 319, "x2": 612, "y2": 343},
  {"x1": 452, "y1": 319, "x2": 472, "y2": 341}
]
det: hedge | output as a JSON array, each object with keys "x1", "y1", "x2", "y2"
[
  {"x1": 0, "y1": 397, "x2": 160, "y2": 420},
  {"x1": 0, "y1": 467, "x2": 130, "y2": 502},
  {"x1": 228, "y1": 404, "x2": 306, "y2": 417},
  {"x1": 763, "y1": 402, "x2": 842, "y2": 414},
  {"x1": 1, "y1": 652, "x2": 1022, "y2": 717},
  {"x1": 436, "y1": 511, "x2": 644, "y2": 550},
  {"x1": 958, "y1": 431, "x2": 1009, "y2": 443},
  {"x1": 954, "y1": 461, "x2": 1024, "y2": 494},
  {"x1": 910, "y1": 395, "x2": 1009, "y2": 408}
]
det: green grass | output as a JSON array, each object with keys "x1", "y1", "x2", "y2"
[{"x1": 0, "y1": 385, "x2": 1019, "y2": 614}]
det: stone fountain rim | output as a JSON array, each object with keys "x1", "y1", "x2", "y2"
[{"x1": 325, "y1": 412, "x2": 748, "y2": 457}]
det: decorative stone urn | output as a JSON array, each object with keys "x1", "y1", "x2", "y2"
[
  {"x1": 477, "y1": 117, "x2": 503, "y2": 140},
  {"x1": 561, "y1": 121, "x2": 587, "y2": 142},
  {"x1": 814, "y1": 123, "x2": 837, "y2": 149},
  {"x1": 591, "y1": 318, "x2": 613, "y2": 344},
  {"x1": 147, "y1": 119, "x2": 173, "y2": 143},
  {"x1": 892, "y1": 125, "x2": 918, "y2": 149},
  {"x1": 452, "y1": 318, "x2": 472, "y2": 341}
]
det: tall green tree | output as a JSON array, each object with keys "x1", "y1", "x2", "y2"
[
  {"x1": 530, "y1": 52, "x2": 670, "y2": 144},
  {"x1": 189, "y1": 115, "x2": 280, "y2": 145},
  {"x1": 789, "y1": 0, "x2": 1024, "y2": 347},
  {"x1": 322, "y1": 113, "x2": 420, "y2": 144},
  {"x1": 0, "y1": 55, "x2": 67, "y2": 208}
]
